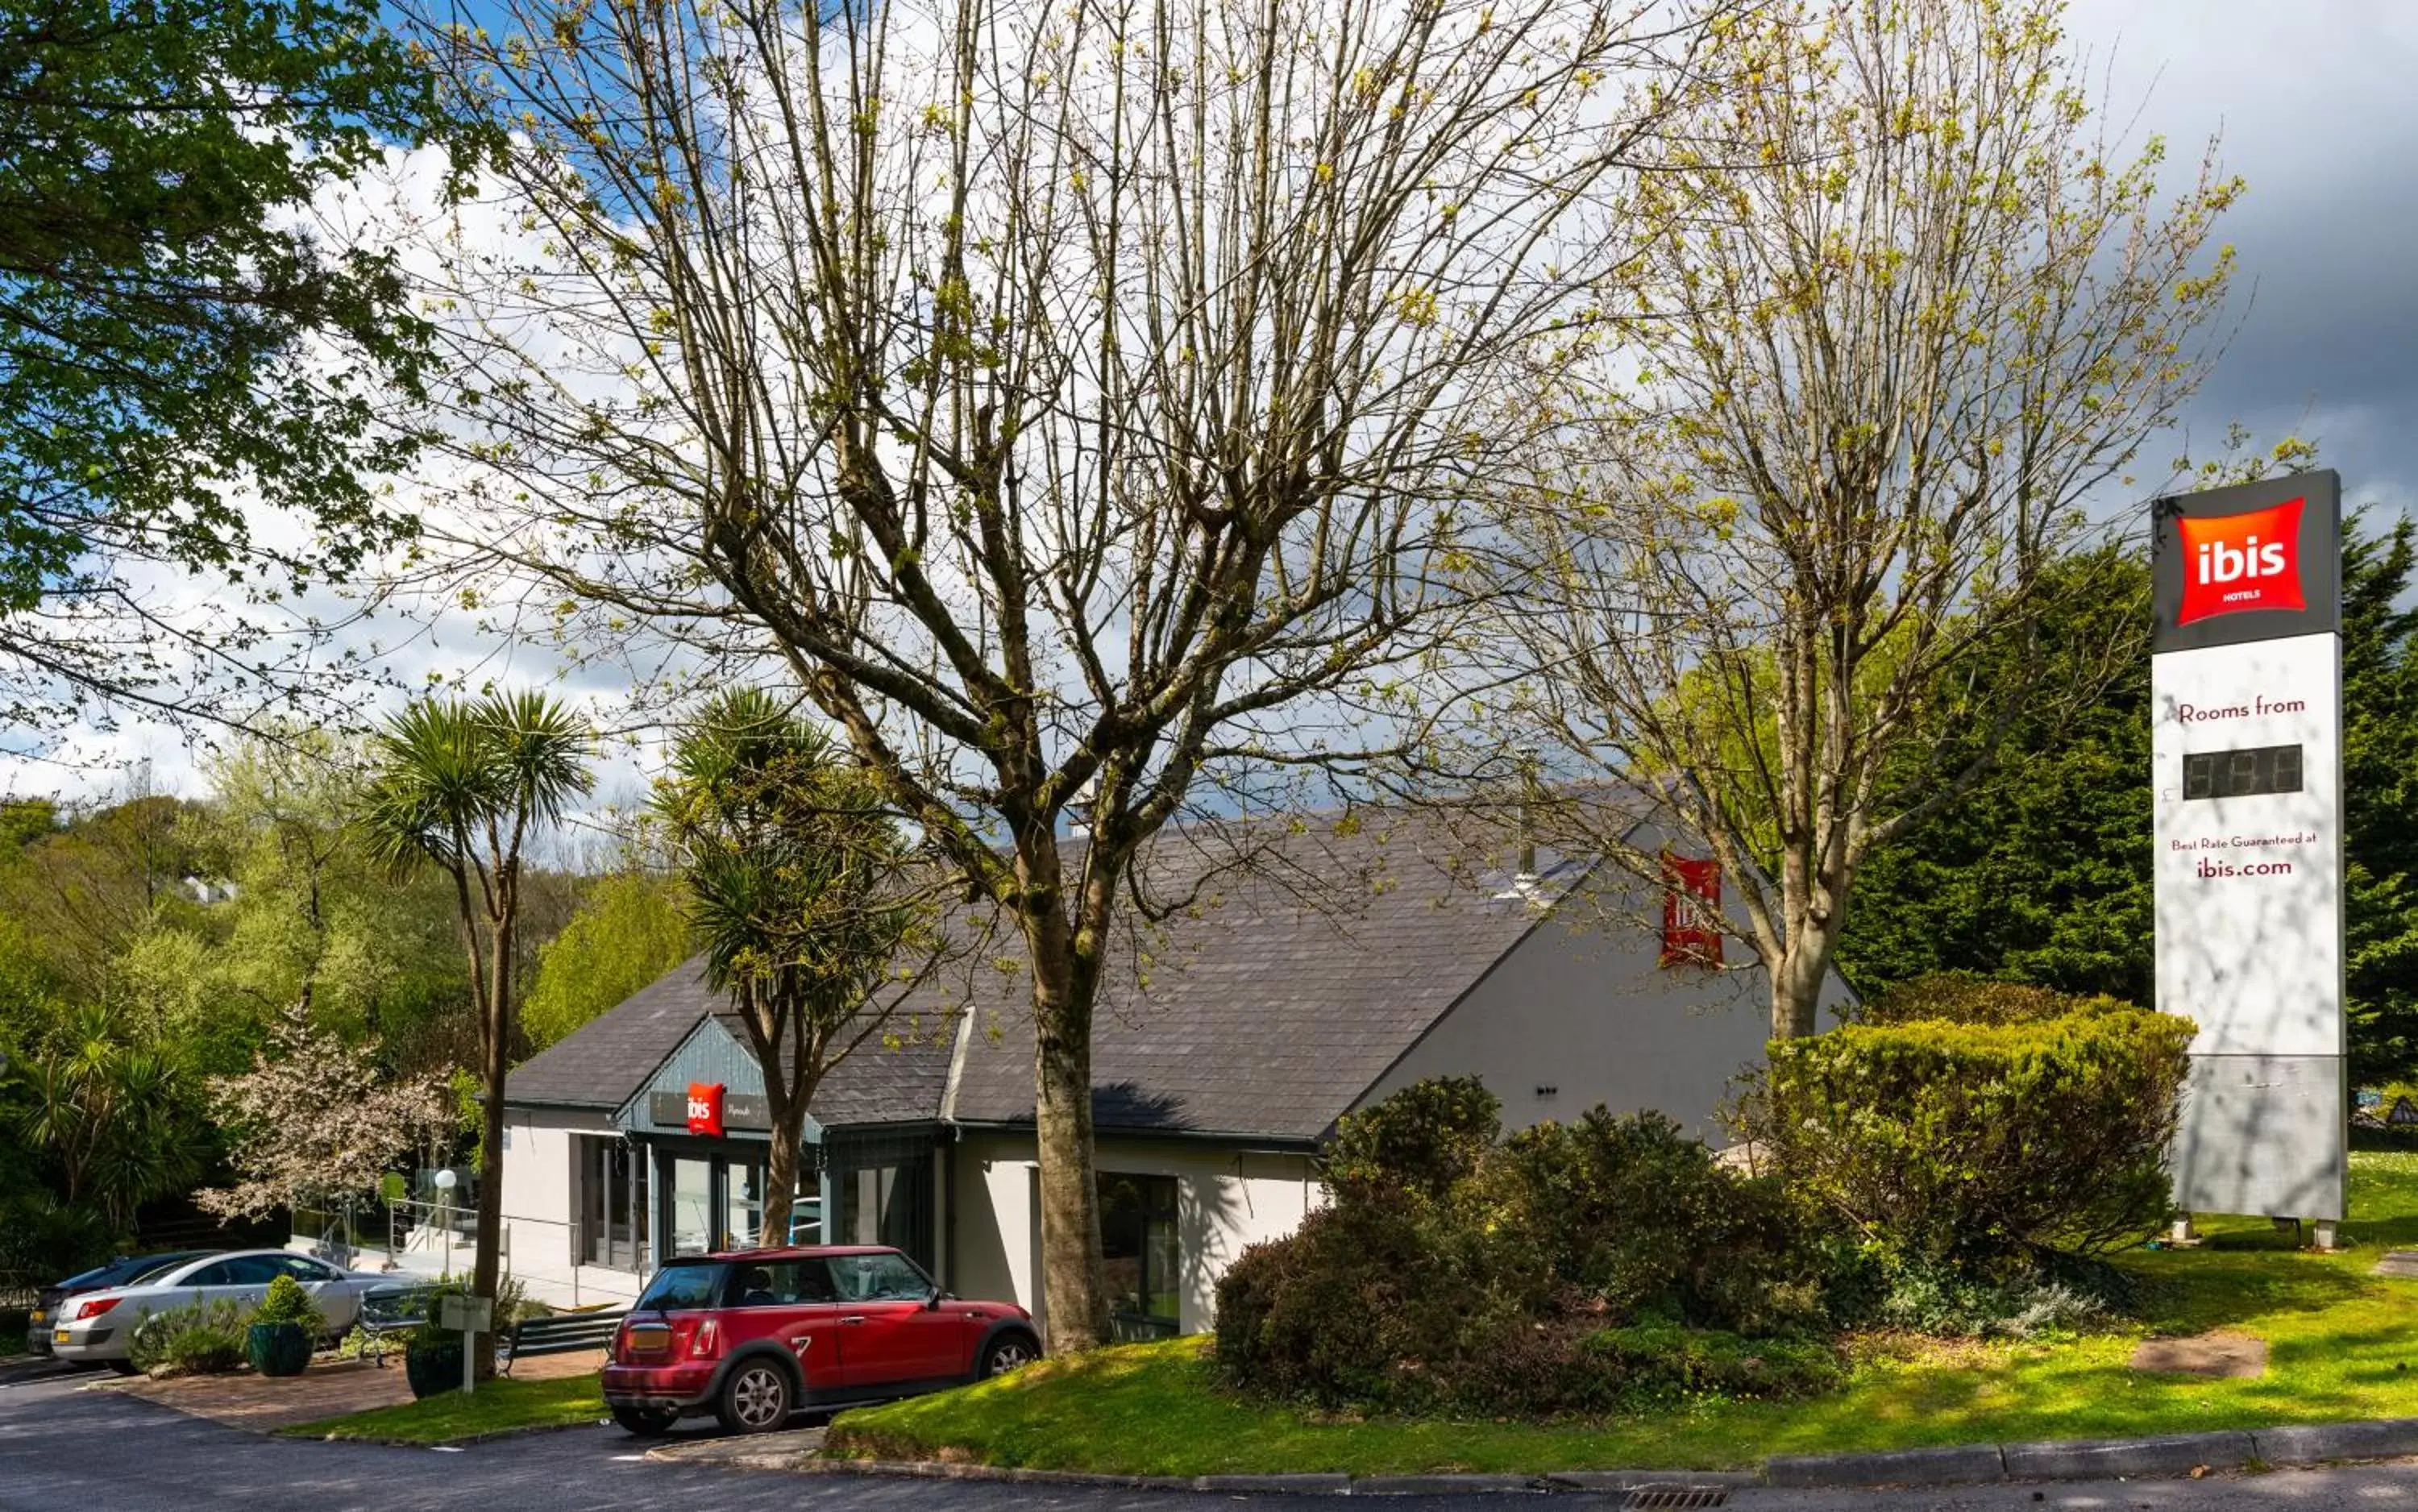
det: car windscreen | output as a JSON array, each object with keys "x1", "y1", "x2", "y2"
[{"x1": 634, "y1": 1262, "x2": 725, "y2": 1311}]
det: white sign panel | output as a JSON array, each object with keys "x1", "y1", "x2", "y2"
[{"x1": 2151, "y1": 632, "x2": 2343, "y2": 1057}]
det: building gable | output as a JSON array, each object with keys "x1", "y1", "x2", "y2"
[{"x1": 613, "y1": 1015, "x2": 820, "y2": 1141}]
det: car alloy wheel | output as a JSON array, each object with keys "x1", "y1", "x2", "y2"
[
  {"x1": 720, "y1": 1362, "x2": 791, "y2": 1434},
  {"x1": 982, "y1": 1335, "x2": 1037, "y2": 1377}
]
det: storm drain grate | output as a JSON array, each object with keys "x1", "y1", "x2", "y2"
[{"x1": 1621, "y1": 1488, "x2": 1730, "y2": 1510}]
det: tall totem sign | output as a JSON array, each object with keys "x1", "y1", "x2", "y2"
[{"x1": 2152, "y1": 470, "x2": 2346, "y2": 1227}]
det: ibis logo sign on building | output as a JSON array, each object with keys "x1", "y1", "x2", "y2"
[{"x1": 686, "y1": 1082, "x2": 726, "y2": 1138}]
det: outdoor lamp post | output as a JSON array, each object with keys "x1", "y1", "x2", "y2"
[{"x1": 434, "y1": 1168, "x2": 457, "y2": 1274}]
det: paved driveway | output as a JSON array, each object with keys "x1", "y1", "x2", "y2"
[{"x1": 9, "y1": 1357, "x2": 2418, "y2": 1512}]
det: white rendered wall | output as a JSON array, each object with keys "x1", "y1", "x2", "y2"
[
  {"x1": 492, "y1": 1107, "x2": 650, "y2": 1307},
  {"x1": 1355, "y1": 849, "x2": 1842, "y2": 1141},
  {"x1": 948, "y1": 1131, "x2": 1321, "y2": 1340}
]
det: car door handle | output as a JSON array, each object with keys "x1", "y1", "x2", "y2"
[{"x1": 839, "y1": 1315, "x2": 865, "y2": 1325}]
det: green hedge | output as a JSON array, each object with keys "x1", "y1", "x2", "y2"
[{"x1": 1744, "y1": 995, "x2": 2193, "y2": 1273}]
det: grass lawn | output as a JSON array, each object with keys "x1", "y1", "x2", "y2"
[
  {"x1": 826, "y1": 1151, "x2": 2418, "y2": 1477},
  {"x1": 278, "y1": 1372, "x2": 607, "y2": 1445}
]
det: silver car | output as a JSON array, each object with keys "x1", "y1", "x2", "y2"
[{"x1": 48, "y1": 1249, "x2": 389, "y2": 1372}]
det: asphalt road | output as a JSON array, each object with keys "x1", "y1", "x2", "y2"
[{"x1": 9, "y1": 1358, "x2": 2418, "y2": 1512}]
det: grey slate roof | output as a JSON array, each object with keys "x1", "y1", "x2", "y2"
[
  {"x1": 507, "y1": 957, "x2": 957, "y2": 1129},
  {"x1": 937, "y1": 806, "x2": 1599, "y2": 1142},
  {"x1": 513, "y1": 800, "x2": 1632, "y2": 1143},
  {"x1": 705, "y1": 1006, "x2": 956, "y2": 1129},
  {"x1": 509, "y1": 962, "x2": 721, "y2": 1111}
]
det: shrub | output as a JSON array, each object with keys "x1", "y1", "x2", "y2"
[
  {"x1": 1855, "y1": 973, "x2": 2135, "y2": 1028},
  {"x1": 1741, "y1": 997, "x2": 2193, "y2": 1274},
  {"x1": 251, "y1": 1273, "x2": 326, "y2": 1333},
  {"x1": 1484, "y1": 1110, "x2": 1826, "y2": 1337},
  {"x1": 1321, "y1": 1075, "x2": 1499, "y2": 1206},
  {"x1": 129, "y1": 1299, "x2": 249, "y2": 1377},
  {"x1": 1217, "y1": 1082, "x2": 1836, "y2": 1414}
]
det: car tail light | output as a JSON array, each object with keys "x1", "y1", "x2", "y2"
[
  {"x1": 73, "y1": 1298, "x2": 121, "y2": 1322},
  {"x1": 671, "y1": 1316, "x2": 722, "y2": 1360}
]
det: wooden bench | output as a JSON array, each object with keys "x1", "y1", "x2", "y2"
[{"x1": 497, "y1": 1308, "x2": 626, "y2": 1373}]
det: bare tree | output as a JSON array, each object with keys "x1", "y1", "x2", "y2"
[
  {"x1": 397, "y1": 0, "x2": 1714, "y2": 1347},
  {"x1": 1493, "y1": 0, "x2": 2240, "y2": 1039}
]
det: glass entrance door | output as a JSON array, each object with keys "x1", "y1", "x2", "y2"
[
  {"x1": 669, "y1": 1156, "x2": 715, "y2": 1257},
  {"x1": 724, "y1": 1157, "x2": 766, "y2": 1251}
]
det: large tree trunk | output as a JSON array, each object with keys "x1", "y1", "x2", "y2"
[
  {"x1": 762, "y1": 1078, "x2": 802, "y2": 1246},
  {"x1": 1768, "y1": 908, "x2": 1838, "y2": 1040},
  {"x1": 1017, "y1": 841, "x2": 1108, "y2": 1352},
  {"x1": 1032, "y1": 1006, "x2": 1105, "y2": 1349}
]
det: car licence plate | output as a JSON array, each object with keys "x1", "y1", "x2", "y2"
[{"x1": 52, "y1": 1329, "x2": 70, "y2": 1344}]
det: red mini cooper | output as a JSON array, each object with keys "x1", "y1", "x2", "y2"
[{"x1": 604, "y1": 1245, "x2": 1041, "y2": 1436}]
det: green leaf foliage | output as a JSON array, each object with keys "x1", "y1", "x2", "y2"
[
  {"x1": 1319, "y1": 1074, "x2": 1498, "y2": 1207},
  {"x1": 128, "y1": 1298, "x2": 248, "y2": 1377},
  {"x1": 521, "y1": 872, "x2": 690, "y2": 1053},
  {"x1": 1742, "y1": 982, "x2": 2195, "y2": 1273},
  {"x1": 0, "y1": 0, "x2": 476, "y2": 727},
  {"x1": 252, "y1": 1272, "x2": 325, "y2": 1331}
]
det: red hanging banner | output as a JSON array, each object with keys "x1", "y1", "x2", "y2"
[{"x1": 1660, "y1": 854, "x2": 1722, "y2": 968}]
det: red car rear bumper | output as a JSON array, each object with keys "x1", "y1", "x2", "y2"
[{"x1": 602, "y1": 1360, "x2": 717, "y2": 1410}]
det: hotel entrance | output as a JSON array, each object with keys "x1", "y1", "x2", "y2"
[{"x1": 654, "y1": 1144, "x2": 809, "y2": 1256}]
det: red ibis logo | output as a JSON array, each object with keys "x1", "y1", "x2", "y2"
[
  {"x1": 686, "y1": 1082, "x2": 725, "y2": 1137},
  {"x1": 2178, "y1": 498, "x2": 2305, "y2": 626}
]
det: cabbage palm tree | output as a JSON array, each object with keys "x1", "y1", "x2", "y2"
[
  {"x1": 363, "y1": 692, "x2": 592, "y2": 1339},
  {"x1": 653, "y1": 689, "x2": 926, "y2": 1245}
]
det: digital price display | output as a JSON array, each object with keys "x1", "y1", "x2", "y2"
[{"x1": 2183, "y1": 743, "x2": 2304, "y2": 801}]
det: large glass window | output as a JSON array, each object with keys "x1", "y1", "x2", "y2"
[
  {"x1": 1099, "y1": 1173, "x2": 1181, "y2": 1331},
  {"x1": 581, "y1": 1139, "x2": 647, "y2": 1270},
  {"x1": 839, "y1": 1156, "x2": 931, "y2": 1260}
]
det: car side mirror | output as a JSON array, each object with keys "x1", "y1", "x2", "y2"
[{"x1": 924, "y1": 1285, "x2": 944, "y2": 1311}]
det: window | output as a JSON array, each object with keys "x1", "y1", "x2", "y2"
[
  {"x1": 829, "y1": 1252, "x2": 933, "y2": 1302},
  {"x1": 272, "y1": 1255, "x2": 339, "y2": 1281},
  {"x1": 727, "y1": 1260, "x2": 838, "y2": 1306},
  {"x1": 1099, "y1": 1173, "x2": 1181, "y2": 1328},
  {"x1": 1660, "y1": 853, "x2": 1722, "y2": 968},
  {"x1": 833, "y1": 1140, "x2": 933, "y2": 1266},
  {"x1": 636, "y1": 1262, "x2": 725, "y2": 1311},
  {"x1": 580, "y1": 1138, "x2": 647, "y2": 1269},
  {"x1": 191, "y1": 1256, "x2": 288, "y2": 1287}
]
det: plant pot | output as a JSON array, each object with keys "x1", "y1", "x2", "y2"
[
  {"x1": 405, "y1": 1338, "x2": 464, "y2": 1399},
  {"x1": 247, "y1": 1321, "x2": 313, "y2": 1377}
]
